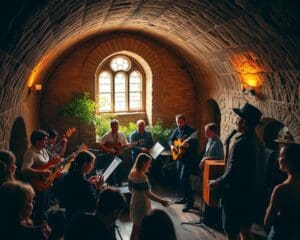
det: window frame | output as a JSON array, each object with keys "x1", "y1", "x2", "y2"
[{"x1": 97, "y1": 55, "x2": 145, "y2": 113}]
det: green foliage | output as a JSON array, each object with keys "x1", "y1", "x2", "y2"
[
  {"x1": 59, "y1": 92, "x2": 97, "y2": 124},
  {"x1": 147, "y1": 119, "x2": 172, "y2": 147},
  {"x1": 119, "y1": 122, "x2": 136, "y2": 138},
  {"x1": 95, "y1": 114, "x2": 116, "y2": 138}
]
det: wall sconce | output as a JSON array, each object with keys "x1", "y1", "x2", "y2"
[
  {"x1": 28, "y1": 84, "x2": 42, "y2": 95},
  {"x1": 241, "y1": 73, "x2": 261, "y2": 96}
]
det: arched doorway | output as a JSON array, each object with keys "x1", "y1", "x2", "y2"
[
  {"x1": 203, "y1": 99, "x2": 221, "y2": 133},
  {"x1": 9, "y1": 117, "x2": 28, "y2": 180}
]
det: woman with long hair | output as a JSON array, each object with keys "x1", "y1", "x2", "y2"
[
  {"x1": 63, "y1": 150, "x2": 104, "y2": 221},
  {"x1": 264, "y1": 143, "x2": 300, "y2": 240},
  {"x1": 128, "y1": 153, "x2": 170, "y2": 240}
]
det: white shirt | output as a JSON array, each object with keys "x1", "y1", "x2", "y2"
[{"x1": 22, "y1": 145, "x2": 49, "y2": 171}]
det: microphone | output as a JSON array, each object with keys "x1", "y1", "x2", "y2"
[{"x1": 224, "y1": 129, "x2": 237, "y2": 146}]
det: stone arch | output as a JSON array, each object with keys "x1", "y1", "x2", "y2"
[
  {"x1": 9, "y1": 117, "x2": 28, "y2": 179},
  {"x1": 202, "y1": 99, "x2": 221, "y2": 135},
  {"x1": 198, "y1": 99, "x2": 221, "y2": 150}
]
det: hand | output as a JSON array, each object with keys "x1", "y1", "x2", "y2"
[
  {"x1": 61, "y1": 137, "x2": 68, "y2": 145},
  {"x1": 181, "y1": 142, "x2": 189, "y2": 149},
  {"x1": 140, "y1": 148, "x2": 149, "y2": 153},
  {"x1": 41, "y1": 221, "x2": 51, "y2": 239},
  {"x1": 96, "y1": 175, "x2": 104, "y2": 189},
  {"x1": 110, "y1": 148, "x2": 117, "y2": 154},
  {"x1": 199, "y1": 160, "x2": 205, "y2": 169},
  {"x1": 208, "y1": 180, "x2": 218, "y2": 189},
  {"x1": 161, "y1": 200, "x2": 171, "y2": 207},
  {"x1": 41, "y1": 170, "x2": 51, "y2": 177},
  {"x1": 171, "y1": 145, "x2": 178, "y2": 154}
]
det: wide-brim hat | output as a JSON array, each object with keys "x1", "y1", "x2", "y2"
[
  {"x1": 233, "y1": 103, "x2": 262, "y2": 126},
  {"x1": 274, "y1": 127, "x2": 294, "y2": 144}
]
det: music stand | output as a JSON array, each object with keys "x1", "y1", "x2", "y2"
[{"x1": 102, "y1": 157, "x2": 123, "y2": 182}]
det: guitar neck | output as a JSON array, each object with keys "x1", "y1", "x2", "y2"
[{"x1": 52, "y1": 154, "x2": 74, "y2": 172}]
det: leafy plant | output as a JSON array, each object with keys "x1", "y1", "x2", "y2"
[
  {"x1": 95, "y1": 114, "x2": 116, "y2": 140},
  {"x1": 59, "y1": 92, "x2": 97, "y2": 143},
  {"x1": 119, "y1": 122, "x2": 136, "y2": 139},
  {"x1": 147, "y1": 119, "x2": 172, "y2": 148}
]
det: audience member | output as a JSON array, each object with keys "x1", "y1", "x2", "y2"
[
  {"x1": 266, "y1": 127, "x2": 293, "y2": 196},
  {"x1": 264, "y1": 143, "x2": 300, "y2": 240},
  {"x1": 0, "y1": 180, "x2": 50, "y2": 240},
  {"x1": 0, "y1": 150, "x2": 17, "y2": 185},
  {"x1": 65, "y1": 187, "x2": 126, "y2": 240},
  {"x1": 128, "y1": 153, "x2": 170, "y2": 240},
  {"x1": 139, "y1": 209, "x2": 177, "y2": 240},
  {"x1": 63, "y1": 150, "x2": 104, "y2": 221},
  {"x1": 199, "y1": 122, "x2": 224, "y2": 168},
  {"x1": 198, "y1": 123, "x2": 224, "y2": 227}
]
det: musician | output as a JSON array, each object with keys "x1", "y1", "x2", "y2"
[
  {"x1": 209, "y1": 103, "x2": 264, "y2": 240},
  {"x1": 21, "y1": 129, "x2": 51, "y2": 225},
  {"x1": 45, "y1": 129, "x2": 68, "y2": 158},
  {"x1": 99, "y1": 119, "x2": 131, "y2": 186},
  {"x1": 129, "y1": 119, "x2": 154, "y2": 161},
  {"x1": 169, "y1": 114, "x2": 198, "y2": 212}
]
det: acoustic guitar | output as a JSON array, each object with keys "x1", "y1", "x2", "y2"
[
  {"x1": 104, "y1": 139, "x2": 144, "y2": 155},
  {"x1": 172, "y1": 131, "x2": 198, "y2": 161},
  {"x1": 30, "y1": 144, "x2": 87, "y2": 192}
]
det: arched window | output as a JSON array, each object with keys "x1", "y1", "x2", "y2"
[{"x1": 98, "y1": 55, "x2": 143, "y2": 113}]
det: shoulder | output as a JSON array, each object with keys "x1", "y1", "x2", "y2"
[{"x1": 129, "y1": 170, "x2": 147, "y2": 180}]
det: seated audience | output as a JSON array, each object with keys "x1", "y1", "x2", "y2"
[
  {"x1": 139, "y1": 209, "x2": 177, "y2": 240},
  {"x1": 65, "y1": 187, "x2": 126, "y2": 240},
  {"x1": 0, "y1": 150, "x2": 17, "y2": 184},
  {"x1": 0, "y1": 180, "x2": 50, "y2": 240},
  {"x1": 264, "y1": 143, "x2": 300, "y2": 240},
  {"x1": 63, "y1": 150, "x2": 104, "y2": 221},
  {"x1": 128, "y1": 153, "x2": 170, "y2": 240}
]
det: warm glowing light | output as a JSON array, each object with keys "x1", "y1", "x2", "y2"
[
  {"x1": 27, "y1": 55, "x2": 49, "y2": 87},
  {"x1": 242, "y1": 73, "x2": 261, "y2": 87},
  {"x1": 35, "y1": 84, "x2": 42, "y2": 91}
]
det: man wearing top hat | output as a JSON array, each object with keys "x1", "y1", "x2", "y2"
[{"x1": 209, "y1": 103, "x2": 264, "y2": 240}]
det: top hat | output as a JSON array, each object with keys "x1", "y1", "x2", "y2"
[
  {"x1": 274, "y1": 127, "x2": 294, "y2": 144},
  {"x1": 233, "y1": 103, "x2": 262, "y2": 126}
]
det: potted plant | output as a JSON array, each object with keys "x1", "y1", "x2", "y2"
[{"x1": 59, "y1": 92, "x2": 97, "y2": 143}]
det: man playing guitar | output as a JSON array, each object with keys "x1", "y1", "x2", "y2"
[
  {"x1": 21, "y1": 129, "x2": 52, "y2": 225},
  {"x1": 99, "y1": 119, "x2": 132, "y2": 186},
  {"x1": 169, "y1": 114, "x2": 198, "y2": 212}
]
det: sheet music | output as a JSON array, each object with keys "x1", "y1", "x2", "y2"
[
  {"x1": 149, "y1": 141, "x2": 165, "y2": 159},
  {"x1": 102, "y1": 157, "x2": 122, "y2": 181}
]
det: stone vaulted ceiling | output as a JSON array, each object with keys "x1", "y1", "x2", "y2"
[{"x1": 0, "y1": 0, "x2": 299, "y2": 143}]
